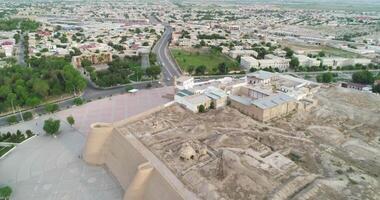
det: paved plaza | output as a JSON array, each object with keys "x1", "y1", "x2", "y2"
[
  {"x1": 0, "y1": 87, "x2": 174, "y2": 200},
  {"x1": 57, "y1": 86, "x2": 174, "y2": 134}
]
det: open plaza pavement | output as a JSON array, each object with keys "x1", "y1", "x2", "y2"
[{"x1": 0, "y1": 87, "x2": 174, "y2": 200}]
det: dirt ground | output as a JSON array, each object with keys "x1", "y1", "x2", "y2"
[{"x1": 120, "y1": 86, "x2": 380, "y2": 200}]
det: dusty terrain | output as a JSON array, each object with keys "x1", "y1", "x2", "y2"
[{"x1": 119, "y1": 86, "x2": 380, "y2": 200}]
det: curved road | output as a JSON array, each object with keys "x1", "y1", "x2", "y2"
[
  {"x1": 153, "y1": 24, "x2": 182, "y2": 85},
  {"x1": 0, "y1": 17, "x2": 180, "y2": 126}
]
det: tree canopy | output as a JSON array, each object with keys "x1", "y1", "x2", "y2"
[
  {"x1": 67, "y1": 116, "x2": 75, "y2": 126},
  {"x1": 352, "y1": 70, "x2": 374, "y2": 84},
  {"x1": 316, "y1": 72, "x2": 334, "y2": 83},
  {"x1": 0, "y1": 19, "x2": 40, "y2": 32},
  {"x1": 0, "y1": 56, "x2": 86, "y2": 113},
  {"x1": 43, "y1": 118, "x2": 61, "y2": 135}
]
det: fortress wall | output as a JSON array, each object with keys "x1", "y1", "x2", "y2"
[
  {"x1": 83, "y1": 123, "x2": 114, "y2": 165},
  {"x1": 101, "y1": 130, "x2": 183, "y2": 200},
  {"x1": 84, "y1": 103, "x2": 194, "y2": 200},
  {"x1": 113, "y1": 103, "x2": 170, "y2": 127},
  {"x1": 142, "y1": 170, "x2": 184, "y2": 200},
  {"x1": 103, "y1": 130, "x2": 148, "y2": 189}
]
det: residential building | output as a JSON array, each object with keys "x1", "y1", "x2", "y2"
[
  {"x1": 174, "y1": 90, "x2": 212, "y2": 113},
  {"x1": 175, "y1": 76, "x2": 195, "y2": 91},
  {"x1": 294, "y1": 54, "x2": 321, "y2": 67}
]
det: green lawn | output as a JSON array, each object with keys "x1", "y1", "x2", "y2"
[
  {"x1": 171, "y1": 48, "x2": 240, "y2": 74},
  {"x1": 320, "y1": 46, "x2": 361, "y2": 58},
  {"x1": 0, "y1": 145, "x2": 15, "y2": 157}
]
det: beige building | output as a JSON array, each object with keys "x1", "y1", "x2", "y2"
[
  {"x1": 174, "y1": 90, "x2": 212, "y2": 113},
  {"x1": 229, "y1": 91, "x2": 296, "y2": 122}
]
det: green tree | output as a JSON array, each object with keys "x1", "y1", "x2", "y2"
[
  {"x1": 195, "y1": 65, "x2": 207, "y2": 75},
  {"x1": 66, "y1": 116, "x2": 75, "y2": 126},
  {"x1": 289, "y1": 57, "x2": 300, "y2": 68},
  {"x1": 43, "y1": 118, "x2": 61, "y2": 136},
  {"x1": 22, "y1": 112, "x2": 33, "y2": 121},
  {"x1": 26, "y1": 96, "x2": 41, "y2": 107},
  {"x1": 45, "y1": 104, "x2": 59, "y2": 113},
  {"x1": 33, "y1": 79, "x2": 49, "y2": 97},
  {"x1": 218, "y1": 62, "x2": 228, "y2": 74},
  {"x1": 249, "y1": 67, "x2": 257, "y2": 73},
  {"x1": 7, "y1": 116, "x2": 18, "y2": 125},
  {"x1": 0, "y1": 186, "x2": 12, "y2": 200},
  {"x1": 73, "y1": 98, "x2": 84, "y2": 106},
  {"x1": 187, "y1": 65, "x2": 195, "y2": 75},
  {"x1": 198, "y1": 105, "x2": 206, "y2": 113},
  {"x1": 316, "y1": 72, "x2": 334, "y2": 83},
  {"x1": 318, "y1": 51, "x2": 326, "y2": 57},
  {"x1": 352, "y1": 70, "x2": 374, "y2": 84},
  {"x1": 200, "y1": 40, "x2": 206, "y2": 46},
  {"x1": 210, "y1": 101, "x2": 215, "y2": 109},
  {"x1": 81, "y1": 59, "x2": 92, "y2": 68},
  {"x1": 372, "y1": 83, "x2": 380, "y2": 94},
  {"x1": 284, "y1": 47, "x2": 294, "y2": 58},
  {"x1": 146, "y1": 65, "x2": 161, "y2": 79}
]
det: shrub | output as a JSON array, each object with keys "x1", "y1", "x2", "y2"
[
  {"x1": 22, "y1": 112, "x2": 33, "y2": 121},
  {"x1": 73, "y1": 98, "x2": 84, "y2": 106},
  {"x1": 43, "y1": 118, "x2": 61, "y2": 136},
  {"x1": 45, "y1": 104, "x2": 59, "y2": 113},
  {"x1": 7, "y1": 116, "x2": 18, "y2": 125},
  {"x1": 0, "y1": 186, "x2": 12, "y2": 199},
  {"x1": 210, "y1": 101, "x2": 215, "y2": 109},
  {"x1": 198, "y1": 105, "x2": 206, "y2": 113},
  {"x1": 66, "y1": 116, "x2": 75, "y2": 126},
  {"x1": 26, "y1": 130, "x2": 34, "y2": 137}
]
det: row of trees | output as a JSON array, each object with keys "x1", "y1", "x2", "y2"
[
  {"x1": 185, "y1": 62, "x2": 237, "y2": 76},
  {"x1": 197, "y1": 34, "x2": 226, "y2": 40},
  {"x1": 0, "y1": 56, "x2": 87, "y2": 113},
  {"x1": 316, "y1": 71, "x2": 380, "y2": 94},
  {"x1": 88, "y1": 56, "x2": 161, "y2": 87},
  {"x1": 0, "y1": 19, "x2": 40, "y2": 32},
  {"x1": 43, "y1": 116, "x2": 75, "y2": 136}
]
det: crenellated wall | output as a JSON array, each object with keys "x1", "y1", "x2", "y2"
[{"x1": 83, "y1": 103, "x2": 195, "y2": 200}]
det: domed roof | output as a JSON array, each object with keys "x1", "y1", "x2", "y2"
[{"x1": 179, "y1": 144, "x2": 196, "y2": 160}]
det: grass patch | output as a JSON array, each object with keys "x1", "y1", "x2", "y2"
[
  {"x1": 0, "y1": 145, "x2": 15, "y2": 157},
  {"x1": 0, "y1": 130, "x2": 35, "y2": 143},
  {"x1": 320, "y1": 46, "x2": 361, "y2": 58},
  {"x1": 171, "y1": 48, "x2": 240, "y2": 75},
  {"x1": 280, "y1": 41, "x2": 361, "y2": 58}
]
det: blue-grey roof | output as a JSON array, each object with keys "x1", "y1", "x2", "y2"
[
  {"x1": 247, "y1": 70, "x2": 275, "y2": 80},
  {"x1": 205, "y1": 87, "x2": 227, "y2": 100},
  {"x1": 176, "y1": 89, "x2": 194, "y2": 97},
  {"x1": 229, "y1": 95, "x2": 252, "y2": 106},
  {"x1": 252, "y1": 93, "x2": 294, "y2": 109}
]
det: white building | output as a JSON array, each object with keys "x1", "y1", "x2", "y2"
[
  {"x1": 229, "y1": 50, "x2": 258, "y2": 59},
  {"x1": 294, "y1": 55, "x2": 321, "y2": 67},
  {"x1": 175, "y1": 76, "x2": 195, "y2": 90},
  {"x1": 241, "y1": 56, "x2": 259, "y2": 69},
  {"x1": 321, "y1": 57, "x2": 372, "y2": 69},
  {"x1": 174, "y1": 90, "x2": 211, "y2": 113},
  {"x1": 241, "y1": 56, "x2": 290, "y2": 71}
]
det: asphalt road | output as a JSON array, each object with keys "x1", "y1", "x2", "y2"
[
  {"x1": 0, "y1": 81, "x2": 161, "y2": 127},
  {"x1": 17, "y1": 32, "x2": 26, "y2": 66},
  {"x1": 153, "y1": 25, "x2": 182, "y2": 85}
]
